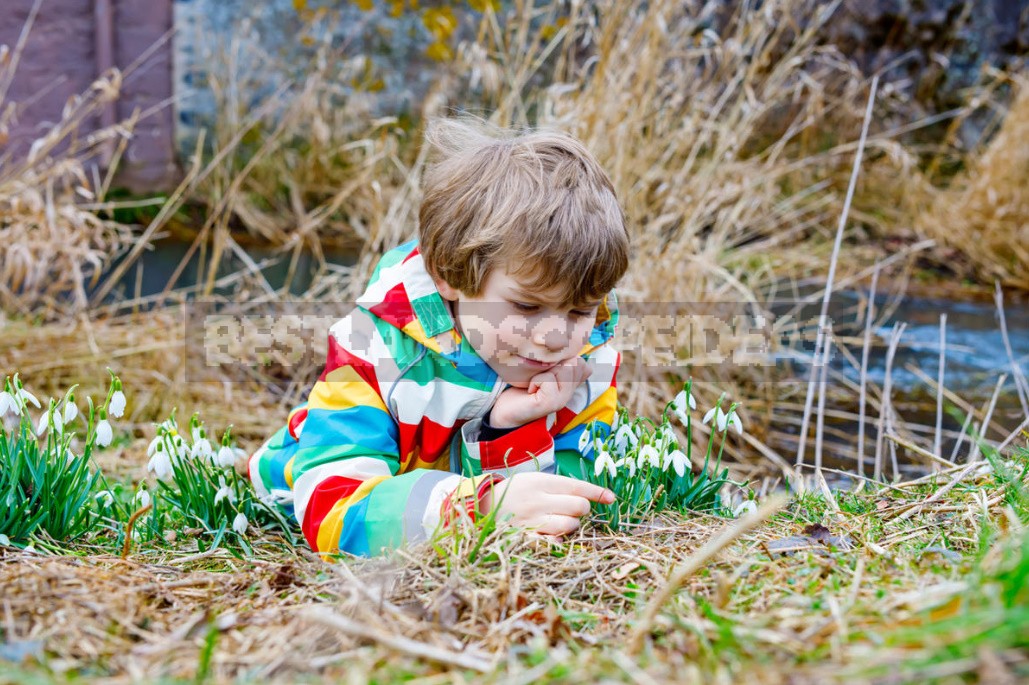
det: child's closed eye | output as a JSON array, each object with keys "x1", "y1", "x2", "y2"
[{"x1": 511, "y1": 301, "x2": 540, "y2": 313}]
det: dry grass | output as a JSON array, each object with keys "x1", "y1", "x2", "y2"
[
  {"x1": 1, "y1": 451, "x2": 1026, "y2": 683},
  {"x1": 916, "y1": 74, "x2": 1029, "y2": 291}
]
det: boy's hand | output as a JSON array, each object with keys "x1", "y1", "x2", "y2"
[
  {"x1": 480, "y1": 472, "x2": 615, "y2": 536},
  {"x1": 489, "y1": 357, "x2": 592, "y2": 428}
]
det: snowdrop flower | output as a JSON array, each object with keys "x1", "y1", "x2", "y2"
[
  {"x1": 0, "y1": 390, "x2": 16, "y2": 418},
  {"x1": 703, "y1": 405, "x2": 743, "y2": 434},
  {"x1": 578, "y1": 427, "x2": 594, "y2": 455},
  {"x1": 663, "y1": 449, "x2": 689, "y2": 477},
  {"x1": 214, "y1": 476, "x2": 236, "y2": 505},
  {"x1": 134, "y1": 489, "x2": 151, "y2": 509},
  {"x1": 108, "y1": 389, "x2": 126, "y2": 418},
  {"x1": 232, "y1": 512, "x2": 248, "y2": 535},
  {"x1": 95, "y1": 490, "x2": 114, "y2": 508},
  {"x1": 593, "y1": 450, "x2": 617, "y2": 478},
  {"x1": 147, "y1": 444, "x2": 174, "y2": 481},
  {"x1": 62, "y1": 398, "x2": 78, "y2": 424},
  {"x1": 613, "y1": 424, "x2": 638, "y2": 455},
  {"x1": 95, "y1": 415, "x2": 113, "y2": 448},
  {"x1": 36, "y1": 402, "x2": 63, "y2": 436},
  {"x1": 638, "y1": 444, "x2": 661, "y2": 469},
  {"x1": 216, "y1": 444, "x2": 236, "y2": 468},
  {"x1": 616, "y1": 456, "x2": 637, "y2": 478},
  {"x1": 672, "y1": 388, "x2": 696, "y2": 425},
  {"x1": 16, "y1": 384, "x2": 40, "y2": 411},
  {"x1": 732, "y1": 499, "x2": 757, "y2": 518},
  {"x1": 191, "y1": 436, "x2": 214, "y2": 461}
]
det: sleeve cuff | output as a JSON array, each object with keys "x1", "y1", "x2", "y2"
[{"x1": 461, "y1": 416, "x2": 556, "y2": 474}]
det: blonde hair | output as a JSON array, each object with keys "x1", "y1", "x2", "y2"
[{"x1": 419, "y1": 117, "x2": 629, "y2": 308}]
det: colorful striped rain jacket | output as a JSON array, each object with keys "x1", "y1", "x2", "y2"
[{"x1": 249, "y1": 240, "x2": 621, "y2": 557}]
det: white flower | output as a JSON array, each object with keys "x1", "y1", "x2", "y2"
[
  {"x1": 214, "y1": 476, "x2": 236, "y2": 505},
  {"x1": 147, "y1": 446, "x2": 174, "y2": 482},
  {"x1": 16, "y1": 387, "x2": 40, "y2": 410},
  {"x1": 638, "y1": 444, "x2": 661, "y2": 469},
  {"x1": 95, "y1": 490, "x2": 114, "y2": 508},
  {"x1": 0, "y1": 391, "x2": 17, "y2": 417},
  {"x1": 134, "y1": 489, "x2": 151, "y2": 509},
  {"x1": 593, "y1": 450, "x2": 617, "y2": 478},
  {"x1": 726, "y1": 409, "x2": 743, "y2": 435},
  {"x1": 578, "y1": 427, "x2": 594, "y2": 455},
  {"x1": 672, "y1": 388, "x2": 696, "y2": 425},
  {"x1": 36, "y1": 404, "x2": 63, "y2": 436},
  {"x1": 613, "y1": 425, "x2": 637, "y2": 455},
  {"x1": 232, "y1": 512, "x2": 248, "y2": 535},
  {"x1": 191, "y1": 437, "x2": 213, "y2": 461},
  {"x1": 216, "y1": 445, "x2": 236, "y2": 468},
  {"x1": 616, "y1": 456, "x2": 637, "y2": 478},
  {"x1": 674, "y1": 388, "x2": 697, "y2": 412},
  {"x1": 95, "y1": 419, "x2": 113, "y2": 447},
  {"x1": 732, "y1": 499, "x2": 757, "y2": 518},
  {"x1": 108, "y1": 390, "x2": 126, "y2": 418},
  {"x1": 664, "y1": 449, "x2": 689, "y2": 477},
  {"x1": 62, "y1": 400, "x2": 78, "y2": 424},
  {"x1": 703, "y1": 405, "x2": 744, "y2": 434}
]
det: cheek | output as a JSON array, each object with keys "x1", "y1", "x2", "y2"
[{"x1": 571, "y1": 319, "x2": 594, "y2": 348}]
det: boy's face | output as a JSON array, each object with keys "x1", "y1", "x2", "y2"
[{"x1": 435, "y1": 266, "x2": 600, "y2": 389}]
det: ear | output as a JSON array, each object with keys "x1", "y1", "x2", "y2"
[{"x1": 433, "y1": 276, "x2": 460, "y2": 301}]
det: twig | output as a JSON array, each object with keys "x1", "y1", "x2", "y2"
[
  {"x1": 627, "y1": 494, "x2": 786, "y2": 655},
  {"x1": 995, "y1": 415, "x2": 1029, "y2": 455},
  {"x1": 885, "y1": 432, "x2": 957, "y2": 470},
  {"x1": 889, "y1": 460, "x2": 982, "y2": 524},
  {"x1": 969, "y1": 374, "x2": 1006, "y2": 463},
  {"x1": 814, "y1": 334, "x2": 833, "y2": 474},
  {"x1": 875, "y1": 323, "x2": 906, "y2": 481},
  {"x1": 995, "y1": 282, "x2": 1029, "y2": 415},
  {"x1": 934, "y1": 313, "x2": 947, "y2": 463},
  {"x1": 796, "y1": 75, "x2": 879, "y2": 468},
  {"x1": 856, "y1": 266, "x2": 879, "y2": 478},
  {"x1": 303, "y1": 607, "x2": 494, "y2": 673},
  {"x1": 120, "y1": 504, "x2": 152, "y2": 559}
]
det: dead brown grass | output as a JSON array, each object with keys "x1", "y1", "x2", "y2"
[{"x1": 916, "y1": 74, "x2": 1029, "y2": 291}]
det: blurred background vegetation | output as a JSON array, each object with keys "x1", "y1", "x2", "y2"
[{"x1": 1, "y1": 0, "x2": 1027, "y2": 480}]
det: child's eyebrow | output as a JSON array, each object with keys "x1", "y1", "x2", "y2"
[{"x1": 509, "y1": 289, "x2": 602, "y2": 309}]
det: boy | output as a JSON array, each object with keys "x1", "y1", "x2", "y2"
[{"x1": 249, "y1": 118, "x2": 630, "y2": 557}]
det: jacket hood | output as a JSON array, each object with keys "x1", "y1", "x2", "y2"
[{"x1": 355, "y1": 241, "x2": 619, "y2": 367}]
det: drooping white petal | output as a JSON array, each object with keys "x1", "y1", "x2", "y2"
[
  {"x1": 147, "y1": 449, "x2": 174, "y2": 481},
  {"x1": 716, "y1": 407, "x2": 728, "y2": 432},
  {"x1": 109, "y1": 390, "x2": 126, "y2": 418},
  {"x1": 63, "y1": 401, "x2": 78, "y2": 424},
  {"x1": 95, "y1": 490, "x2": 114, "y2": 508},
  {"x1": 191, "y1": 438, "x2": 213, "y2": 461},
  {"x1": 95, "y1": 419, "x2": 113, "y2": 447},
  {"x1": 134, "y1": 490, "x2": 151, "y2": 509},
  {"x1": 728, "y1": 411, "x2": 744, "y2": 435},
  {"x1": 232, "y1": 512, "x2": 248, "y2": 535},
  {"x1": 593, "y1": 450, "x2": 617, "y2": 478},
  {"x1": 17, "y1": 387, "x2": 41, "y2": 409},
  {"x1": 670, "y1": 449, "x2": 688, "y2": 477},
  {"x1": 639, "y1": 444, "x2": 660, "y2": 469},
  {"x1": 0, "y1": 391, "x2": 15, "y2": 417},
  {"x1": 578, "y1": 428, "x2": 592, "y2": 453},
  {"x1": 702, "y1": 407, "x2": 717, "y2": 425},
  {"x1": 216, "y1": 445, "x2": 236, "y2": 468}
]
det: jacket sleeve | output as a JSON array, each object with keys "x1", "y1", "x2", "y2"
[
  {"x1": 456, "y1": 345, "x2": 621, "y2": 477},
  {"x1": 249, "y1": 309, "x2": 487, "y2": 558}
]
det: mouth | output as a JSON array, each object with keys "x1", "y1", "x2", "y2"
[{"x1": 518, "y1": 356, "x2": 558, "y2": 370}]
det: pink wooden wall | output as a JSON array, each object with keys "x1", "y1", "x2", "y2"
[{"x1": 2, "y1": 0, "x2": 179, "y2": 192}]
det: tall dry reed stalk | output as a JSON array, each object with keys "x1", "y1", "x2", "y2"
[{"x1": 0, "y1": 13, "x2": 138, "y2": 317}]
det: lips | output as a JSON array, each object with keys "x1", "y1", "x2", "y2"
[{"x1": 518, "y1": 356, "x2": 557, "y2": 370}]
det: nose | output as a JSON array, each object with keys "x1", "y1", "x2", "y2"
[{"x1": 531, "y1": 314, "x2": 571, "y2": 352}]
